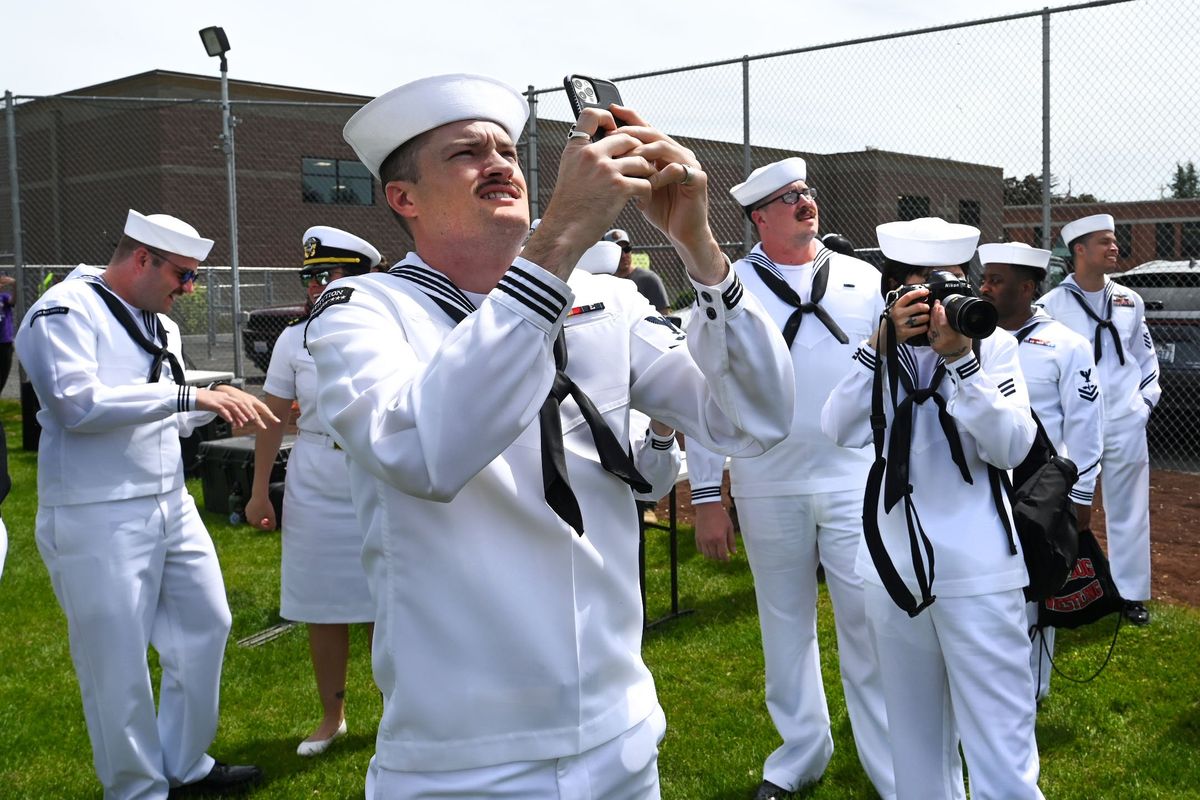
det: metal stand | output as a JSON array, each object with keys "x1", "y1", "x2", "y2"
[{"x1": 639, "y1": 486, "x2": 694, "y2": 630}]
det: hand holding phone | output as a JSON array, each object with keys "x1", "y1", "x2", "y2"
[{"x1": 563, "y1": 74, "x2": 624, "y2": 140}]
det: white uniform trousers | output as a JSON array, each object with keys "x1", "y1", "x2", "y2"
[
  {"x1": 865, "y1": 584, "x2": 1043, "y2": 800},
  {"x1": 1100, "y1": 413, "x2": 1151, "y2": 601},
  {"x1": 366, "y1": 704, "x2": 666, "y2": 800},
  {"x1": 35, "y1": 489, "x2": 232, "y2": 799},
  {"x1": 1026, "y1": 603, "x2": 1055, "y2": 701},
  {"x1": 737, "y1": 491, "x2": 894, "y2": 797}
]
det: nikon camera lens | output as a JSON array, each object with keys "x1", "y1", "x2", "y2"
[{"x1": 943, "y1": 293, "x2": 998, "y2": 339}]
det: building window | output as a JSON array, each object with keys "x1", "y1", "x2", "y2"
[
  {"x1": 1156, "y1": 222, "x2": 1176, "y2": 259},
  {"x1": 1115, "y1": 223, "x2": 1133, "y2": 259},
  {"x1": 1182, "y1": 221, "x2": 1200, "y2": 259},
  {"x1": 302, "y1": 157, "x2": 373, "y2": 205},
  {"x1": 897, "y1": 195, "x2": 930, "y2": 221},
  {"x1": 958, "y1": 199, "x2": 981, "y2": 227}
]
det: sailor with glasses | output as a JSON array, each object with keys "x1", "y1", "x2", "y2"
[
  {"x1": 687, "y1": 158, "x2": 892, "y2": 800},
  {"x1": 16, "y1": 209, "x2": 274, "y2": 798},
  {"x1": 244, "y1": 225, "x2": 382, "y2": 758}
]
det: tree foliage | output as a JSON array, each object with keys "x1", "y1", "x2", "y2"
[
  {"x1": 1170, "y1": 161, "x2": 1199, "y2": 198},
  {"x1": 1004, "y1": 173, "x2": 1099, "y2": 205}
]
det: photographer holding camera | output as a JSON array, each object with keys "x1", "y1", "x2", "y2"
[{"x1": 821, "y1": 218, "x2": 1041, "y2": 800}]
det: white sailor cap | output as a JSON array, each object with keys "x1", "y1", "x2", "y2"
[
  {"x1": 876, "y1": 217, "x2": 979, "y2": 267},
  {"x1": 602, "y1": 228, "x2": 631, "y2": 249},
  {"x1": 730, "y1": 157, "x2": 807, "y2": 208},
  {"x1": 977, "y1": 242, "x2": 1051, "y2": 276},
  {"x1": 302, "y1": 225, "x2": 382, "y2": 271},
  {"x1": 344, "y1": 73, "x2": 530, "y2": 181},
  {"x1": 576, "y1": 240, "x2": 622, "y2": 275},
  {"x1": 1060, "y1": 214, "x2": 1114, "y2": 249},
  {"x1": 124, "y1": 210, "x2": 213, "y2": 261}
]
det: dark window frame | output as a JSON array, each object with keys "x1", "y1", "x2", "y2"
[
  {"x1": 1156, "y1": 222, "x2": 1177, "y2": 259},
  {"x1": 897, "y1": 194, "x2": 930, "y2": 221},
  {"x1": 301, "y1": 156, "x2": 374, "y2": 206},
  {"x1": 958, "y1": 199, "x2": 981, "y2": 227}
]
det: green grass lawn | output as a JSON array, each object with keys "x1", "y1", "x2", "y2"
[{"x1": 1, "y1": 399, "x2": 1198, "y2": 799}]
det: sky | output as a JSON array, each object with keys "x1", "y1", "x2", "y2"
[
  {"x1": 2, "y1": 0, "x2": 1193, "y2": 202},
  {"x1": 2, "y1": 0, "x2": 1090, "y2": 98}
]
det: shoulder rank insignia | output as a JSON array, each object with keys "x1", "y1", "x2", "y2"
[
  {"x1": 1078, "y1": 368, "x2": 1099, "y2": 402},
  {"x1": 303, "y1": 286, "x2": 355, "y2": 349},
  {"x1": 30, "y1": 306, "x2": 69, "y2": 326}
]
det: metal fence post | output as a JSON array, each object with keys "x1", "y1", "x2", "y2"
[
  {"x1": 219, "y1": 64, "x2": 244, "y2": 379},
  {"x1": 527, "y1": 86, "x2": 540, "y2": 222},
  {"x1": 1041, "y1": 7, "x2": 1052, "y2": 250},
  {"x1": 741, "y1": 56, "x2": 753, "y2": 254},
  {"x1": 5, "y1": 90, "x2": 25, "y2": 320}
]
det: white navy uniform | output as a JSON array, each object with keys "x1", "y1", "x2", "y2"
[
  {"x1": 304, "y1": 253, "x2": 793, "y2": 780},
  {"x1": 821, "y1": 333, "x2": 1043, "y2": 800},
  {"x1": 687, "y1": 244, "x2": 893, "y2": 797},
  {"x1": 628, "y1": 409, "x2": 683, "y2": 503},
  {"x1": 263, "y1": 320, "x2": 374, "y2": 623},
  {"x1": 16, "y1": 270, "x2": 232, "y2": 799},
  {"x1": 1039, "y1": 275, "x2": 1159, "y2": 601},
  {"x1": 1013, "y1": 308, "x2": 1105, "y2": 699}
]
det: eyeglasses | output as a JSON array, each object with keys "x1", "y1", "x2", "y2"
[
  {"x1": 144, "y1": 247, "x2": 199, "y2": 285},
  {"x1": 301, "y1": 270, "x2": 336, "y2": 286},
  {"x1": 751, "y1": 186, "x2": 818, "y2": 213}
]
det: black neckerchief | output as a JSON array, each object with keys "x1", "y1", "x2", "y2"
[
  {"x1": 1062, "y1": 281, "x2": 1125, "y2": 365},
  {"x1": 86, "y1": 279, "x2": 184, "y2": 386},
  {"x1": 745, "y1": 245, "x2": 849, "y2": 347},
  {"x1": 389, "y1": 261, "x2": 651, "y2": 535}
]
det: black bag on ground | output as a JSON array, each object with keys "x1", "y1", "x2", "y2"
[
  {"x1": 988, "y1": 412, "x2": 1080, "y2": 602},
  {"x1": 1037, "y1": 527, "x2": 1124, "y2": 629}
]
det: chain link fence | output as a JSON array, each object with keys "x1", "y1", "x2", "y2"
[{"x1": 2, "y1": 0, "x2": 1198, "y2": 468}]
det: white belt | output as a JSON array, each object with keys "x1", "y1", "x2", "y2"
[{"x1": 297, "y1": 429, "x2": 342, "y2": 450}]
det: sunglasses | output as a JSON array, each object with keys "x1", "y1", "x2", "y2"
[
  {"x1": 145, "y1": 247, "x2": 199, "y2": 286},
  {"x1": 301, "y1": 269, "x2": 338, "y2": 286},
  {"x1": 751, "y1": 186, "x2": 818, "y2": 213}
]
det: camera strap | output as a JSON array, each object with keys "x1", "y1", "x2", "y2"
[
  {"x1": 746, "y1": 246, "x2": 849, "y2": 346},
  {"x1": 861, "y1": 314, "x2": 936, "y2": 616}
]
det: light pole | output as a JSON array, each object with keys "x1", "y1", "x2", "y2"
[{"x1": 199, "y1": 25, "x2": 244, "y2": 379}]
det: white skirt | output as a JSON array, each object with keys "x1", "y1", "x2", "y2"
[{"x1": 280, "y1": 435, "x2": 374, "y2": 623}]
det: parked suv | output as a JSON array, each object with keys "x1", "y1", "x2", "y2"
[
  {"x1": 242, "y1": 303, "x2": 307, "y2": 372},
  {"x1": 1110, "y1": 259, "x2": 1200, "y2": 418}
]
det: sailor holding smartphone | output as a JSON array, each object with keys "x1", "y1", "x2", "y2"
[{"x1": 304, "y1": 73, "x2": 793, "y2": 799}]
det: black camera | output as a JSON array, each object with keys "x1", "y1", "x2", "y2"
[{"x1": 887, "y1": 270, "x2": 997, "y2": 347}]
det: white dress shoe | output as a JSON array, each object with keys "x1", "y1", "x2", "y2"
[{"x1": 297, "y1": 719, "x2": 347, "y2": 757}]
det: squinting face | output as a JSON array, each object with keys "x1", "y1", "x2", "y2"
[
  {"x1": 1075, "y1": 230, "x2": 1119, "y2": 273},
  {"x1": 752, "y1": 182, "x2": 819, "y2": 246},
  {"x1": 136, "y1": 248, "x2": 199, "y2": 313},
  {"x1": 979, "y1": 263, "x2": 1026, "y2": 318},
  {"x1": 401, "y1": 119, "x2": 529, "y2": 242}
]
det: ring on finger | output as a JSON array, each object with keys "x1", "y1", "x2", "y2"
[
  {"x1": 680, "y1": 164, "x2": 693, "y2": 185},
  {"x1": 567, "y1": 127, "x2": 590, "y2": 142}
]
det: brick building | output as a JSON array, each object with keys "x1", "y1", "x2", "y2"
[
  {"x1": 3, "y1": 69, "x2": 1006, "y2": 311},
  {"x1": 1004, "y1": 198, "x2": 1200, "y2": 270}
]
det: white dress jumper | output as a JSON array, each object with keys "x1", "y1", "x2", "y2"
[{"x1": 264, "y1": 322, "x2": 374, "y2": 623}]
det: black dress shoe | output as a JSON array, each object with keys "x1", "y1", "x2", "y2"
[
  {"x1": 753, "y1": 780, "x2": 794, "y2": 800},
  {"x1": 170, "y1": 762, "x2": 263, "y2": 796},
  {"x1": 1123, "y1": 601, "x2": 1150, "y2": 626}
]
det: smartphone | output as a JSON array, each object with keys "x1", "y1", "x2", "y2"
[{"x1": 563, "y1": 74, "x2": 624, "y2": 139}]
